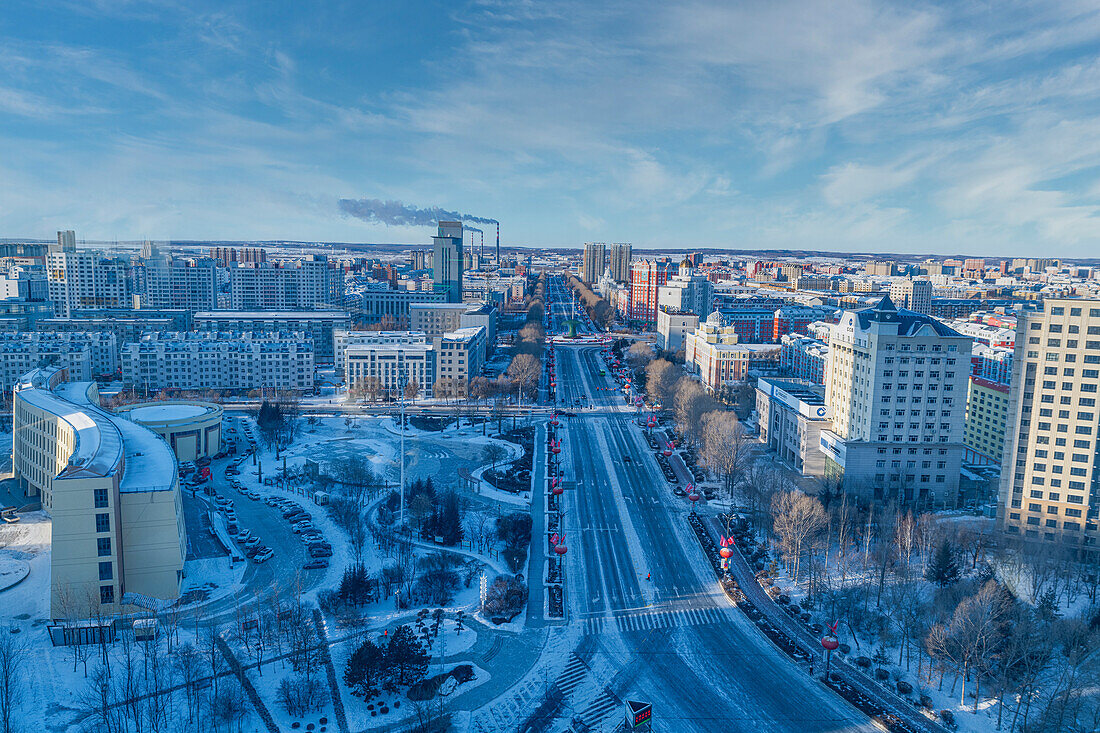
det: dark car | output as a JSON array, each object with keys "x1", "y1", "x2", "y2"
[
  {"x1": 303, "y1": 559, "x2": 329, "y2": 570},
  {"x1": 309, "y1": 546, "x2": 333, "y2": 558}
]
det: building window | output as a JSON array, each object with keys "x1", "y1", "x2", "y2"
[
  {"x1": 97, "y1": 537, "x2": 111, "y2": 557},
  {"x1": 100, "y1": 585, "x2": 114, "y2": 604},
  {"x1": 93, "y1": 488, "x2": 109, "y2": 509},
  {"x1": 99, "y1": 562, "x2": 113, "y2": 581},
  {"x1": 95, "y1": 513, "x2": 110, "y2": 533}
]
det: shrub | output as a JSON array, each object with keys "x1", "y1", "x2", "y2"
[
  {"x1": 896, "y1": 681, "x2": 913, "y2": 695},
  {"x1": 874, "y1": 669, "x2": 889, "y2": 681},
  {"x1": 452, "y1": 664, "x2": 475, "y2": 683},
  {"x1": 503, "y1": 547, "x2": 528, "y2": 573}
]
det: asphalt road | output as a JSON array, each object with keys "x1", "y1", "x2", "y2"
[{"x1": 553, "y1": 338, "x2": 875, "y2": 732}]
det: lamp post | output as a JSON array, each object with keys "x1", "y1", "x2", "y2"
[{"x1": 398, "y1": 366, "x2": 408, "y2": 529}]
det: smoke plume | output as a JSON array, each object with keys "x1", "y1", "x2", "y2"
[{"x1": 337, "y1": 197, "x2": 498, "y2": 227}]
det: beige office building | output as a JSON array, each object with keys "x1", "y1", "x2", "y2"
[
  {"x1": 999, "y1": 299, "x2": 1100, "y2": 558},
  {"x1": 13, "y1": 367, "x2": 185, "y2": 618}
]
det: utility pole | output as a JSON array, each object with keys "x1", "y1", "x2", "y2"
[{"x1": 398, "y1": 366, "x2": 408, "y2": 529}]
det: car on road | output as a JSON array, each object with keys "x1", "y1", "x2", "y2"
[
  {"x1": 303, "y1": 558, "x2": 329, "y2": 570},
  {"x1": 253, "y1": 549, "x2": 274, "y2": 563}
]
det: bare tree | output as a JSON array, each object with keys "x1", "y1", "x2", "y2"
[
  {"x1": 0, "y1": 632, "x2": 26, "y2": 733},
  {"x1": 507, "y1": 354, "x2": 541, "y2": 404},
  {"x1": 926, "y1": 580, "x2": 1011, "y2": 711},
  {"x1": 771, "y1": 490, "x2": 826, "y2": 583},
  {"x1": 625, "y1": 341, "x2": 655, "y2": 371},
  {"x1": 701, "y1": 410, "x2": 752, "y2": 497},
  {"x1": 645, "y1": 359, "x2": 679, "y2": 408},
  {"x1": 482, "y1": 443, "x2": 508, "y2": 471}
]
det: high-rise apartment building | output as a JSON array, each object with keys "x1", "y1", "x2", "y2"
[
  {"x1": 609, "y1": 243, "x2": 632, "y2": 283},
  {"x1": 820, "y1": 296, "x2": 972, "y2": 506},
  {"x1": 998, "y1": 298, "x2": 1100, "y2": 557},
  {"x1": 47, "y1": 250, "x2": 132, "y2": 317},
  {"x1": 56, "y1": 230, "x2": 76, "y2": 252},
  {"x1": 209, "y1": 246, "x2": 266, "y2": 266},
  {"x1": 889, "y1": 278, "x2": 933, "y2": 315},
  {"x1": 228, "y1": 255, "x2": 342, "y2": 311},
  {"x1": 582, "y1": 242, "x2": 607, "y2": 284},
  {"x1": 432, "y1": 221, "x2": 464, "y2": 303},
  {"x1": 142, "y1": 251, "x2": 218, "y2": 312}
]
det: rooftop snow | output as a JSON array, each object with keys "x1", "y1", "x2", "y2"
[{"x1": 128, "y1": 404, "x2": 210, "y2": 422}]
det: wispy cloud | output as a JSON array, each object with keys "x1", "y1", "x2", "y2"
[{"x1": 0, "y1": 0, "x2": 1098, "y2": 254}]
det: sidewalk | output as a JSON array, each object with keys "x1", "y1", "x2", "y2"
[
  {"x1": 527, "y1": 422, "x2": 547, "y2": 628},
  {"x1": 702, "y1": 515, "x2": 944, "y2": 733}
]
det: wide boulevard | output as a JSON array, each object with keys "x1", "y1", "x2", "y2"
[{"x1": 546, "y1": 278, "x2": 874, "y2": 732}]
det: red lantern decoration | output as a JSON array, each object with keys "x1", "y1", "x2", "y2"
[
  {"x1": 821, "y1": 635, "x2": 839, "y2": 651},
  {"x1": 554, "y1": 544, "x2": 567, "y2": 556},
  {"x1": 688, "y1": 492, "x2": 700, "y2": 504},
  {"x1": 719, "y1": 546, "x2": 733, "y2": 559},
  {"x1": 552, "y1": 485, "x2": 564, "y2": 496}
]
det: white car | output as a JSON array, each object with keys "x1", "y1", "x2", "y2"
[
  {"x1": 235, "y1": 529, "x2": 252, "y2": 542},
  {"x1": 253, "y1": 549, "x2": 274, "y2": 563}
]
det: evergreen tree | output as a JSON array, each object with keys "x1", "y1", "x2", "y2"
[
  {"x1": 439, "y1": 490, "x2": 464, "y2": 546},
  {"x1": 344, "y1": 639, "x2": 385, "y2": 698},
  {"x1": 924, "y1": 539, "x2": 960, "y2": 587},
  {"x1": 384, "y1": 625, "x2": 429, "y2": 686}
]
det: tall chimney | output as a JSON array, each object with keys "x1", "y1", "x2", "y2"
[{"x1": 496, "y1": 222, "x2": 500, "y2": 264}]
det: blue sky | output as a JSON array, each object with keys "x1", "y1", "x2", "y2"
[{"x1": 3, "y1": 1, "x2": 1100, "y2": 256}]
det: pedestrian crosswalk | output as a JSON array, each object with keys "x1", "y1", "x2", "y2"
[
  {"x1": 582, "y1": 605, "x2": 731, "y2": 635},
  {"x1": 554, "y1": 653, "x2": 589, "y2": 696}
]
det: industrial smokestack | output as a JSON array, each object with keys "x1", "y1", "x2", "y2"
[{"x1": 496, "y1": 222, "x2": 500, "y2": 264}]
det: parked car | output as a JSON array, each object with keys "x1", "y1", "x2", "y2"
[
  {"x1": 244, "y1": 536, "x2": 262, "y2": 550},
  {"x1": 235, "y1": 529, "x2": 252, "y2": 542},
  {"x1": 303, "y1": 558, "x2": 328, "y2": 570},
  {"x1": 292, "y1": 522, "x2": 313, "y2": 534},
  {"x1": 253, "y1": 549, "x2": 274, "y2": 563},
  {"x1": 309, "y1": 546, "x2": 333, "y2": 558},
  {"x1": 280, "y1": 505, "x2": 302, "y2": 518}
]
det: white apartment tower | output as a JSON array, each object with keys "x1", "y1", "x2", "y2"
[
  {"x1": 432, "y1": 221, "x2": 464, "y2": 303},
  {"x1": 47, "y1": 250, "x2": 132, "y2": 317},
  {"x1": 821, "y1": 296, "x2": 972, "y2": 506},
  {"x1": 889, "y1": 278, "x2": 933, "y2": 315},
  {"x1": 998, "y1": 299, "x2": 1100, "y2": 559},
  {"x1": 582, "y1": 242, "x2": 607, "y2": 284},
  {"x1": 609, "y1": 243, "x2": 632, "y2": 283}
]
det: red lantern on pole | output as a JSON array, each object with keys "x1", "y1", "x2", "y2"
[
  {"x1": 552, "y1": 484, "x2": 564, "y2": 496},
  {"x1": 821, "y1": 620, "x2": 840, "y2": 678},
  {"x1": 662, "y1": 442, "x2": 672, "y2": 457}
]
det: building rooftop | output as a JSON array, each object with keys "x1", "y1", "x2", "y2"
[
  {"x1": 194, "y1": 310, "x2": 350, "y2": 319},
  {"x1": 856, "y1": 295, "x2": 966, "y2": 338}
]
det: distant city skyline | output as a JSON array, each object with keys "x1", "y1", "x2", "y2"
[{"x1": 2, "y1": 1, "x2": 1100, "y2": 256}]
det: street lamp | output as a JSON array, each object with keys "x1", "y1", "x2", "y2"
[{"x1": 397, "y1": 366, "x2": 408, "y2": 530}]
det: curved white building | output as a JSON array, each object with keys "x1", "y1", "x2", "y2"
[
  {"x1": 13, "y1": 367, "x2": 185, "y2": 618},
  {"x1": 116, "y1": 401, "x2": 223, "y2": 462}
]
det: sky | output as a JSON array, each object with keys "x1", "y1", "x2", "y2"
[{"x1": 2, "y1": 1, "x2": 1100, "y2": 257}]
